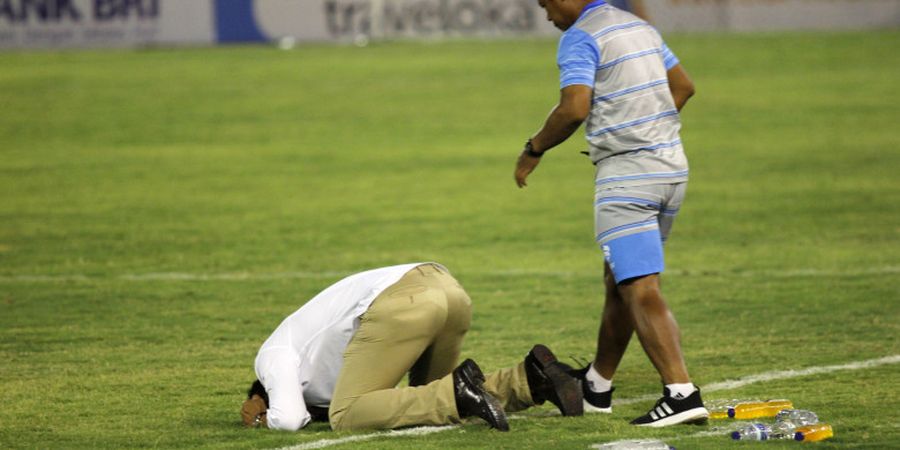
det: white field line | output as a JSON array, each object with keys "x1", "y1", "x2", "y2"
[
  {"x1": 271, "y1": 355, "x2": 900, "y2": 450},
  {"x1": 593, "y1": 429, "x2": 741, "y2": 448},
  {"x1": 1, "y1": 265, "x2": 898, "y2": 283},
  {"x1": 613, "y1": 354, "x2": 900, "y2": 407},
  {"x1": 273, "y1": 425, "x2": 455, "y2": 450}
]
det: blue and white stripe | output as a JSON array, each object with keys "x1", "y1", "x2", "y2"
[
  {"x1": 661, "y1": 206, "x2": 680, "y2": 216},
  {"x1": 594, "y1": 78, "x2": 668, "y2": 103},
  {"x1": 561, "y1": 67, "x2": 598, "y2": 87},
  {"x1": 597, "y1": 48, "x2": 662, "y2": 71},
  {"x1": 596, "y1": 170, "x2": 689, "y2": 187},
  {"x1": 596, "y1": 218, "x2": 658, "y2": 242},
  {"x1": 588, "y1": 109, "x2": 678, "y2": 137},
  {"x1": 595, "y1": 196, "x2": 662, "y2": 208},
  {"x1": 591, "y1": 20, "x2": 645, "y2": 39},
  {"x1": 662, "y1": 45, "x2": 679, "y2": 69},
  {"x1": 594, "y1": 196, "x2": 680, "y2": 215},
  {"x1": 634, "y1": 139, "x2": 681, "y2": 151}
]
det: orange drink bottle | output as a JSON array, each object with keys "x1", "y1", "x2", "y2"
[
  {"x1": 728, "y1": 399, "x2": 793, "y2": 419},
  {"x1": 794, "y1": 424, "x2": 834, "y2": 442},
  {"x1": 706, "y1": 399, "x2": 752, "y2": 420}
]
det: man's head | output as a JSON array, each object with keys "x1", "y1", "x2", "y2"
[{"x1": 537, "y1": 0, "x2": 592, "y2": 31}]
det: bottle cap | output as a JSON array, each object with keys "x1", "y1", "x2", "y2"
[{"x1": 731, "y1": 431, "x2": 741, "y2": 440}]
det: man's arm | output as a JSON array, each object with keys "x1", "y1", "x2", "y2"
[
  {"x1": 262, "y1": 358, "x2": 312, "y2": 431},
  {"x1": 514, "y1": 84, "x2": 592, "y2": 188},
  {"x1": 667, "y1": 64, "x2": 695, "y2": 112}
]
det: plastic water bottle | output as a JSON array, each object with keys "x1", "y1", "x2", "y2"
[
  {"x1": 794, "y1": 423, "x2": 834, "y2": 442},
  {"x1": 730, "y1": 423, "x2": 773, "y2": 441},
  {"x1": 775, "y1": 409, "x2": 819, "y2": 426},
  {"x1": 592, "y1": 439, "x2": 674, "y2": 449},
  {"x1": 728, "y1": 399, "x2": 793, "y2": 419},
  {"x1": 773, "y1": 409, "x2": 819, "y2": 437}
]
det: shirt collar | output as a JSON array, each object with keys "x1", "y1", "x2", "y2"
[{"x1": 579, "y1": 0, "x2": 607, "y2": 19}]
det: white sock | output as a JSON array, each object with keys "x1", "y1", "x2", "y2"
[
  {"x1": 585, "y1": 365, "x2": 613, "y2": 393},
  {"x1": 666, "y1": 382, "x2": 696, "y2": 400}
]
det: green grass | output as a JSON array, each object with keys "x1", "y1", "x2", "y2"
[{"x1": 1, "y1": 31, "x2": 898, "y2": 449}]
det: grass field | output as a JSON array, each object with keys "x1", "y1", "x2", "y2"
[{"x1": 1, "y1": 31, "x2": 898, "y2": 449}]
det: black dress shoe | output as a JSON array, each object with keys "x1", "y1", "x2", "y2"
[
  {"x1": 524, "y1": 344, "x2": 584, "y2": 416},
  {"x1": 453, "y1": 359, "x2": 510, "y2": 431}
]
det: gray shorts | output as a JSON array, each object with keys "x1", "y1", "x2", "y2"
[{"x1": 594, "y1": 182, "x2": 687, "y2": 283}]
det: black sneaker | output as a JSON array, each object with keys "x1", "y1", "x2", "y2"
[
  {"x1": 453, "y1": 359, "x2": 510, "y2": 431},
  {"x1": 630, "y1": 387, "x2": 709, "y2": 427},
  {"x1": 524, "y1": 345, "x2": 584, "y2": 416},
  {"x1": 569, "y1": 366, "x2": 614, "y2": 413}
]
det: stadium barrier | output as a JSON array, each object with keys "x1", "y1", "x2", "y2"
[{"x1": 0, "y1": 0, "x2": 897, "y2": 49}]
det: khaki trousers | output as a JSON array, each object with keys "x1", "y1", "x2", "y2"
[{"x1": 328, "y1": 264, "x2": 534, "y2": 431}]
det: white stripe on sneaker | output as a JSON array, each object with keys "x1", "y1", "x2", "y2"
[{"x1": 661, "y1": 402, "x2": 674, "y2": 415}]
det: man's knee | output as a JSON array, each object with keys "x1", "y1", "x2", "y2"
[
  {"x1": 328, "y1": 404, "x2": 350, "y2": 431},
  {"x1": 619, "y1": 275, "x2": 663, "y2": 309}
]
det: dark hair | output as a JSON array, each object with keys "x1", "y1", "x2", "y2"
[{"x1": 247, "y1": 379, "x2": 269, "y2": 407}]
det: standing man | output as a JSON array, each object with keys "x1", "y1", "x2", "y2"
[
  {"x1": 514, "y1": 1, "x2": 708, "y2": 427},
  {"x1": 241, "y1": 262, "x2": 582, "y2": 432}
]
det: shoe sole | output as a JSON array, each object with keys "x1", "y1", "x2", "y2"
[
  {"x1": 458, "y1": 360, "x2": 510, "y2": 432},
  {"x1": 480, "y1": 388, "x2": 510, "y2": 431},
  {"x1": 530, "y1": 345, "x2": 584, "y2": 416},
  {"x1": 584, "y1": 400, "x2": 612, "y2": 414},
  {"x1": 633, "y1": 407, "x2": 709, "y2": 428}
]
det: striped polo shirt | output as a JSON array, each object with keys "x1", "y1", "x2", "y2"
[{"x1": 558, "y1": 1, "x2": 688, "y2": 187}]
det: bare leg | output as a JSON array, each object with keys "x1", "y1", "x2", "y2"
[
  {"x1": 592, "y1": 263, "x2": 634, "y2": 379},
  {"x1": 617, "y1": 273, "x2": 690, "y2": 384}
]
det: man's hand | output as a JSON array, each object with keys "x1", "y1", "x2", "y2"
[
  {"x1": 241, "y1": 394, "x2": 268, "y2": 428},
  {"x1": 514, "y1": 85, "x2": 591, "y2": 188},
  {"x1": 515, "y1": 150, "x2": 542, "y2": 188}
]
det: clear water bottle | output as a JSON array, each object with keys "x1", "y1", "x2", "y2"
[
  {"x1": 776, "y1": 409, "x2": 819, "y2": 425},
  {"x1": 730, "y1": 423, "x2": 773, "y2": 441},
  {"x1": 592, "y1": 439, "x2": 674, "y2": 449},
  {"x1": 794, "y1": 423, "x2": 834, "y2": 442},
  {"x1": 773, "y1": 409, "x2": 819, "y2": 437}
]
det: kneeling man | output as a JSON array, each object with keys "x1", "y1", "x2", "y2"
[{"x1": 241, "y1": 262, "x2": 582, "y2": 431}]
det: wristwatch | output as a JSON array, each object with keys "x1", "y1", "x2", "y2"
[{"x1": 524, "y1": 139, "x2": 544, "y2": 158}]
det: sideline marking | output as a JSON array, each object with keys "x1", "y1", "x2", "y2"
[
  {"x1": 120, "y1": 271, "x2": 349, "y2": 281},
  {"x1": 270, "y1": 355, "x2": 899, "y2": 450},
  {"x1": 274, "y1": 425, "x2": 455, "y2": 450},
  {"x1": 593, "y1": 429, "x2": 743, "y2": 449},
  {"x1": 1, "y1": 266, "x2": 898, "y2": 283},
  {"x1": 614, "y1": 354, "x2": 900, "y2": 406}
]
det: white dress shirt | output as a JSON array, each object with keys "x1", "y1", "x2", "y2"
[{"x1": 254, "y1": 262, "x2": 439, "y2": 431}]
